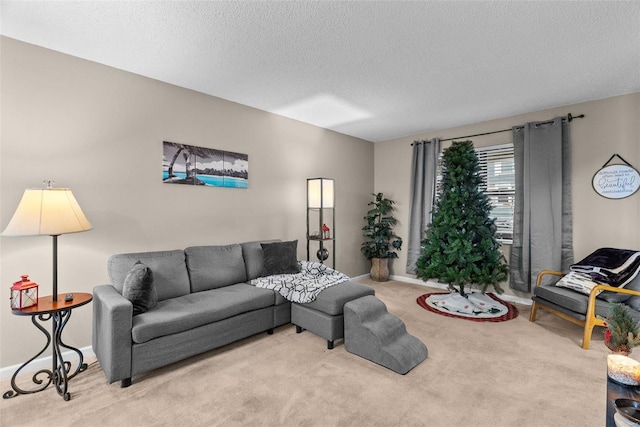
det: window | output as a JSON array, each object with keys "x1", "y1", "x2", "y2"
[
  {"x1": 476, "y1": 144, "x2": 515, "y2": 243},
  {"x1": 435, "y1": 143, "x2": 515, "y2": 244}
]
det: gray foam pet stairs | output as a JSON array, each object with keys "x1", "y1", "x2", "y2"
[{"x1": 344, "y1": 295, "x2": 428, "y2": 374}]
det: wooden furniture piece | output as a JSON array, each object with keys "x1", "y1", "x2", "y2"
[
  {"x1": 3, "y1": 292, "x2": 92, "y2": 401},
  {"x1": 530, "y1": 270, "x2": 640, "y2": 349}
]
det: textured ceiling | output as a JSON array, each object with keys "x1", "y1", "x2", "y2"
[{"x1": 1, "y1": 1, "x2": 639, "y2": 142}]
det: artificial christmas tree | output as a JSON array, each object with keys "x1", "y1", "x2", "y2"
[{"x1": 416, "y1": 140, "x2": 508, "y2": 296}]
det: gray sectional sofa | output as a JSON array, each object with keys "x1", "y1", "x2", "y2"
[{"x1": 92, "y1": 240, "x2": 372, "y2": 387}]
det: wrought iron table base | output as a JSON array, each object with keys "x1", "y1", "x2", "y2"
[{"x1": 3, "y1": 309, "x2": 87, "y2": 401}]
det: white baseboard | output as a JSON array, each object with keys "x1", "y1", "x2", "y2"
[{"x1": 1, "y1": 346, "x2": 95, "y2": 380}]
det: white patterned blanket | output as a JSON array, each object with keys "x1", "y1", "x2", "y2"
[{"x1": 250, "y1": 261, "x2": 349, "y2": 303}]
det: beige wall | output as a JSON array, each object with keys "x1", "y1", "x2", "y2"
[
  {"x1": 375, "y1": 92, "x2": 640, "y2": 299},
  {"x1": 0, "y1": 37, "x2": 373, "y2": 368}
]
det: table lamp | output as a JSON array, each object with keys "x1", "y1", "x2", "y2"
[{"x1": 1, "y1": 180, "x2": 92, "y2": 302}]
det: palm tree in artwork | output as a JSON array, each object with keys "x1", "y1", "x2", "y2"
[
  {"x1": 165, "y1": 143, "x2": 214, "y2": 182},
  {"x1": 166, "y1": 143, "x2": 184, "y2": 178},
  {"x1": 183, "y1": 151, "x2": 194, "y2": 179}
]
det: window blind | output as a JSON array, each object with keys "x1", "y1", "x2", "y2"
[{"x1": 476, "y1": 143, "x2": 515, "y2": 243}]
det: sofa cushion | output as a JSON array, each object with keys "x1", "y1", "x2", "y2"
[
  {"x1": 241, "y1": 240, "x2": 280, "y2": 281},
  {"x1": 185, "y1": 244, "x2": 247, "y2": 292},
  {"x1": 131, "y1": 283, "x2": 275, "y2": 344},
  {"x1": 122, "y1": 261, "x2": 157, "y2": 315},
  {"x1": 108, "y1": 250, "x2": 190, "y2": 301},
  {"x1": 261, "y1": 240, "x2": 300, "y2": 276},
  {"x1": 295, "y1": 281, "x2": 375, "y2": 316},
  {"x1": 533, "y1": 284, "x2": 610, "y2": 315}
]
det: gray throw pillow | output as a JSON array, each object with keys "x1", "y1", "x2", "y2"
[
  {"x1": 122, "y1": 261, "x2": 157, "y2": 315},
  {"x1": 261, "y1": 240, "x2": 300, "y2": 276}
]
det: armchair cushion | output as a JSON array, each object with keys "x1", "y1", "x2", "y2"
[{"x1": 534, "y1": 284, "x2": 610, "y2": 317}]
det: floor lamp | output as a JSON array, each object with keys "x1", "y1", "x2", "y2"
[{"x1": 1, "y1": 181, "x2": 92, "y2": 302}]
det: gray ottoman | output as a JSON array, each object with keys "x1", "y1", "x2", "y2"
[
  {"x1": 344, "y1": 295, "x2": 428, "y2": 374},
  {"x1": 291, "y1": 281, "x2": 374, "y2": 349}
]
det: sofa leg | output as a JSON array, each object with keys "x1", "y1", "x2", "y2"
[
  {"x1": 296, "y1": 325, "x2": 304, "y2": 334},
  {"x1": 267, "y1": 328, "x2": 274, "y2": 335},
  {"x1": 327, "y1": 340, "x2": 334, "y2": 350},
  {"x1": 121, "y1": 378, "x2": 132, "y2": 388}
]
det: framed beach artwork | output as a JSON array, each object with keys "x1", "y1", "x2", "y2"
[{"x1": 162, "y1": 141, "x2": 248, "y2": 189}]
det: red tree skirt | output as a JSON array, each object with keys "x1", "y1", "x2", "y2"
[{"x1": 416, "y1": 292, "x2": 519, "y2": 322}]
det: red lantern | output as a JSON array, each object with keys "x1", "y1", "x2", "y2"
[
  {"x1": 10, "y1": 275, "x2": 38, "y2": 310},
  {"x1": 322, "y1": 223, "x2": 330, "y2": 239}
]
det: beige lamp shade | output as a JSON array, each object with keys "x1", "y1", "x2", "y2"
[
  {"x1": 307, "y1": 178, "x2": 334, "y2": 209},
  {"x1": 1, "y1": 188, "x2": 92, "y2": 236}
]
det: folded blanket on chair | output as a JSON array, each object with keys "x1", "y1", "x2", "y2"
[{"x1": 570, "y1": 247, "x2": 640, "y2": 288}]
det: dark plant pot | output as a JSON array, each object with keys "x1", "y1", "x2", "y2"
[{"x1": 370, "y1": 258, "x2": 390, "y2": 282}]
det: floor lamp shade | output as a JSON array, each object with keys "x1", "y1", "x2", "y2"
[
  {"x1": 307, "y1": 178, "x2": 334, "y2": 208},
  {"x1": 1, "y1": 188, "x2": 92, "y2": 237}
]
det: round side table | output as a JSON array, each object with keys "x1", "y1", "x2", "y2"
[{"x1": 3, "y1": 292, "x2": 92, "y2": 401}]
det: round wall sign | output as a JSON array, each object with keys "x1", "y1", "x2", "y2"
[{"x1": 592, "y1": 163, "x2": 639, "y2": 199}]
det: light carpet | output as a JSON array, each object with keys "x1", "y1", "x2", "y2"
[{"x1": 0, "y1": 279, "x2": 610, "y2": 426}]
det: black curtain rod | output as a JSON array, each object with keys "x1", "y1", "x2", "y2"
[{"x1": 412, "y1": 113, "x2": 584, "y2": 144}]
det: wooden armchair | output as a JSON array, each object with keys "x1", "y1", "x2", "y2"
[{"x1": 530, "y1": 270, "x2": 640, "y2": 349}]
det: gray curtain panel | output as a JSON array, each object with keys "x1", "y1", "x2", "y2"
[
  {"x1": 509, "y1": 117, "x2": 574, "y2": 292},
  {"x1": 406, "y1": 138, "x2": 440, "y2": 274}
]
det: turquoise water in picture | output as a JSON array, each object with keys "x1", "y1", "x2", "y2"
[{"x1": 163, "y1": 172, "x2": 248, "y2": 188}]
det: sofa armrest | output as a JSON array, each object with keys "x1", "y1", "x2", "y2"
[{"x1": 92, "y1": 284, "x2": 133, "y2": 384}]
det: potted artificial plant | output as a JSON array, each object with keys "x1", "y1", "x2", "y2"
[
  {"x1": 605, "y1": 303, "x2": 640, "y2": 355},
  {"x1": 361, "y1": 192, "x2": 403, "y2": 281},
  {"x1": 416, "y1": 140, "x2": 508, "y2": 297},
  {"x1": 605, "y1": 303, "x2": 640, "y2": 385}
]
